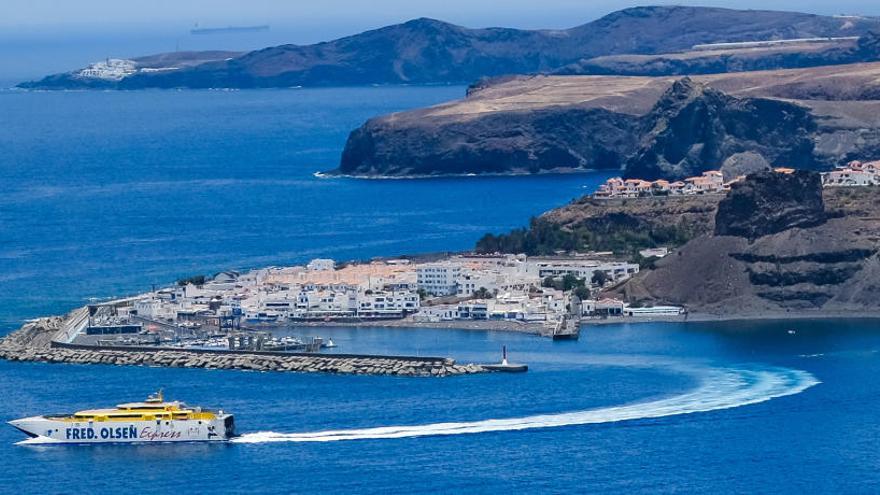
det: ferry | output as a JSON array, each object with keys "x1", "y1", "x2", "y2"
[{"x1": 8, "y1": 391, "x2": 234, "y2": 444}]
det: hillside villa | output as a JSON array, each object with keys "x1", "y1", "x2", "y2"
[{"x1": 822, "y1": 160, "x2": 880, "y2": 187}]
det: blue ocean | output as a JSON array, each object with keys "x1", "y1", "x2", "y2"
[
  {"x1": 1, "y1": 87, "x2": 878, "y2": 494},
  {"x1": 0, "y1": 86, "x2": 608, "y2": 332}
]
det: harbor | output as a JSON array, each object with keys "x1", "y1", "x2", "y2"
[
  {"x1": 0, "y1": 316, "x2": 489, "y2": 377},
  {"x1": 39, "y1": 252, "x2": 653, "y2": 354}
]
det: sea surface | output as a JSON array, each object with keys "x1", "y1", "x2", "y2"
[
  {"x1": 2, "y1": 87, "x2": 878, "y2": 494},
  {"x1": 0, "y1": 86, "x2": 611, "y2": 332},
  {"x1": 3, "y1": 319, "x2": 880, "y2": 493}
]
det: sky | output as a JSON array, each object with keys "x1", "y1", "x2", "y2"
[{"x1": 3, "y1": 0, "x2": 880, "y2": 82}]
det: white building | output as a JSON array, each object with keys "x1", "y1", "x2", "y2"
[
  {"x1": 292, "y1": 289, "x2": 356, "y2": 318},
  {"x1": 623, "y1": 306, "x2": 685, "y2": 316},
  {"x1": 77, "y1": 58, "x2": 137, "y2": 81},
  {"x1": 306, "y1": 258, "x2": 336, "y2": 271},
  {"x1": 822, "y1": 168, "x2": 878, "y2": 187},
  {"x1": 527, "y1": 258, "x2": 639, "y2": 285},
  {"x1": 457, "y1": 301, "x2": 489, "y2": 320},
  {"x1": 457, "y1": 269, "x2": 498, "y2": 297},
  {"x1": 414, "y1": 304, "x2": 459, "y2": 322},
  {"x1": 416, "y1": 262, "x2": 461, "y2": 296},
  {"x1": 639, "y1": 247, "x2": 669, "y2": 259},
  {"x1": 357, "y1": 289, "x2": 420, "y2": 317}
]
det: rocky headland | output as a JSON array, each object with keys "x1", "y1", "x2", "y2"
[
  {"x1": 478, "y1": 170, "x2": 880, "y2": 318},
  {"x1": 611, "y1": 172, "x2": 880, "y2": 316},
  {"x1": 333, "y1": 63, "x2": 880, "y2": 179}
]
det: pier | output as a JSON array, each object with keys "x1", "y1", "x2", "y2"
[
  {"x1": 540, "y1": 313, "x2": 581, "y2": 340},
  {"x1": 0, "y1": 315, "x2": 492, "y2": 377}
]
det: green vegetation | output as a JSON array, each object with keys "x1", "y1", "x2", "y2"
[
  {"x1": 177, "y1": 275, "x2": 206, "y2": 286},
  {"x1": 591, "y1": 270, "x2": 609, "y2": 286},
  {"x1": 573, "y1": 286, "x2": 591, "y2": 300},
  {"x1": 472, "y1": 287, "x2": 494, "y2": 299},
  {"x1": 476, "y1": 216, "x2": 695, "y2": 257},
  {"x1": 542, "y1": 274, "x2": 590, "y2": 293},
  {"x1": 477, "y1": 218, "x2": 579, "y2": 256},
  {"x1": 633, "y1": 253, "x2": 661, "y2": 270}
]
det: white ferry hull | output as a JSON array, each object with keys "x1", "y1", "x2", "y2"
[{"x1": 9, "y1": 415, "x2": 234, "y2": 444}]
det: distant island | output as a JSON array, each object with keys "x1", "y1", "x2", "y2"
[{"x1": 17, "y1": 6, "x2": 880, "y2": 90}]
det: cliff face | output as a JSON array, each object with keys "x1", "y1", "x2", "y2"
[
  {"x1": 714, "y1": 170, "x2": 825, "y2": 238},
  {"x1": 476, "y1": 193, "x2": 722, "y2": 255},
  {"x1": 336, "y1": 63, "x2": 880, "y2": 178},
  {"x1": 555, "y1": 32, "x2": 880, "y2": 77},
  {"x1": 339, "y1": 107, "x2": 636, "y2": 176},
  {"x1": 623, "y1": 79, "x2": 818, "y2": 180},
  {"x1": 613, "y1": 176, "x2": 880, "y2": 315}
]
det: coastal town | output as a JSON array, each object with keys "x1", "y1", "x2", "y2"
[
  {"x1": 35, "y1": 160, "x2": 880, "y2": 356},
  {"x1": 67, "y1": 160, "x2": 880, "y2": 352},
  {"x1": 592, "y1": 160, "x2": 880, "y2": 199},
  {"x1": 65, "y1": 253, "x2": 663, "y2": 351}
]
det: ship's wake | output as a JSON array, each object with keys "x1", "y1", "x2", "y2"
[{"x1": 232, "y1": 363, "x2": 818, "y2": 444}]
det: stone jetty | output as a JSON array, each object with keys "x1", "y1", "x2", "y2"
[{"x1": 0, "y1": 317, "x2": 486, "y2": 377}]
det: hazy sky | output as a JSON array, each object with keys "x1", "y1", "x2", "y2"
[
  {"x1": 4, "y1": 1, "x2": 880, "y2": 32},
  {"x1": 3, "y1": 0, "x2": 880, "y2": 81}
]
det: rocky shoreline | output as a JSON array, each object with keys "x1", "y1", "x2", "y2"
[
  {"x1": 584, "y1": 311, "x2": 880, "y2": 326},
  {"x1": 0, "y1": 318, "x2": 487, "y2": 377}
]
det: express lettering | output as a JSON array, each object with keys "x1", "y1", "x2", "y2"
[{"x1": 139, "y1": 427, "x2": 182, "y2": 441}]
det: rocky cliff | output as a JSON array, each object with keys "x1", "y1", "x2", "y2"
[
  {"x1": 20, "y1": 7, "x2": 880, "y2": 89},
  {"x1": 339, "y1": 107, "x2": 636, "y2": 176},
  {"x1": 335, "y1": 63, "x2": 880, "y2": 178},
  {"x1": 623, "y1": 78, "x2": 818, "y2": 179},
  {"x1": 612, "y1": 175, "x2": 880, "y2": 316},
  {"x1": 714, "y1": 170, "x2": 826, "y2": 238},
  {"x1": 476, "y1": 194, "x2": 721, "y2": 255}
]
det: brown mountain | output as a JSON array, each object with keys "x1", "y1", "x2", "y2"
[
  {"x1": 554, "y1": 32, "x2": 880, "y2": 77},
  {"x1": 613, "y1": 172, "x2": 880, "y2": 316}
]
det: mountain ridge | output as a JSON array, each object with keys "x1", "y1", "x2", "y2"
[{"x1": 19, "y1": 6, "x2": 880, "y2": 89}]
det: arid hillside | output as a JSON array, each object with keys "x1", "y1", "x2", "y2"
[{"x1": 611, "y1": 173, "x2": 880, "y2": 317}]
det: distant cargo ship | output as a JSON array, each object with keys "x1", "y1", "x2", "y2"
[
  {"x1": 191, "y1": 25, "x2": 269, "y2": 35},
  {"x1": 9, "y1": 391, "x2": 235, "y2": 444}
]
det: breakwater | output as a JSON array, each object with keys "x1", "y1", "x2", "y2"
[{"x1": 0, "y1": 318, "x2": 487, "y2": 377}]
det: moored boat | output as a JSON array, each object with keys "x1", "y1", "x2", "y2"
[{"x1": 8, "y1": 391, "x2": 234, "y2": 444}]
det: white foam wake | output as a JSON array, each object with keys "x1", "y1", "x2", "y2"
[{"x1": 232, "y1": 364, "x2": 819, "y2": 444}]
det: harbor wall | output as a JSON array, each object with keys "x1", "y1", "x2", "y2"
[{"x1": 0, "y1": 317, "x2": 486, "y2": 377}]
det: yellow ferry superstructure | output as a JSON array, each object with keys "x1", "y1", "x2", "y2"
[{"x1": 8, "y1": 391, "x2": 235, "y2": 444}]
